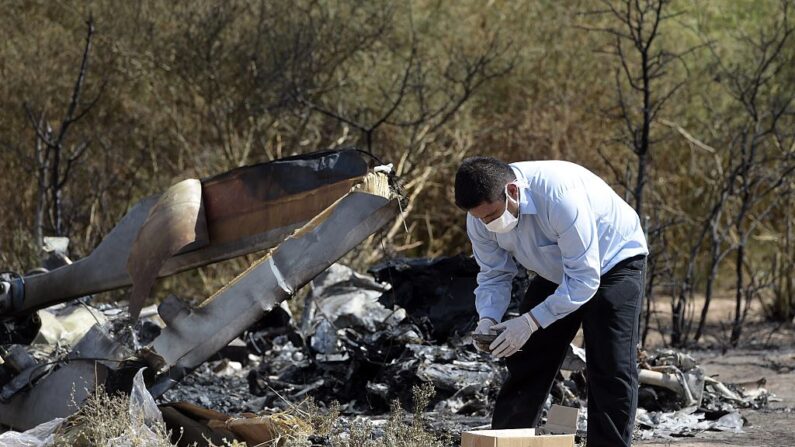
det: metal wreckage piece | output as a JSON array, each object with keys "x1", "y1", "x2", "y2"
[
  {"x1": 0, "y1": 149, "x2": 373, "y2": 318},
  {"x1": 0, "y1": 149, "x2": 399, "y2": 430}
]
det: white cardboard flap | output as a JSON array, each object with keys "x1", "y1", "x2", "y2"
[{"x1": 537, "y1": 405, "x2": 578, "y2": 435}]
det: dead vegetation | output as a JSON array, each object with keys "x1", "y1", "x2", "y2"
[
  {"x1": 329, "y1": 384, "x2": 448, "y2": 447},
  {"x1": 48, "y1": 381, "x2": 446, "y2": 447},
  {"x1": 53, "y1": 387, "x2": 174, "y2": 447}
]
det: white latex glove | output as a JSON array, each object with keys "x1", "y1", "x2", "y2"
[
  {"x1": 489, "y1": 312, "x2": 539, "y2": 358},
  {"x1": 473, "y1": 317, "x2": 496, "y2": 352}
]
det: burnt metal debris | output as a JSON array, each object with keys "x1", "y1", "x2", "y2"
[
  {"x1": 0, "y1": 149, "x2": 399, "y2": 431},
  {"x1": 368, "y1": 255, "x2": 530, "y2": 341},
  {"x1": 0, "y1": 150, "x2": 372, "y2": 319}
]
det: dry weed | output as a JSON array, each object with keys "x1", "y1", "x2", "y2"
[
  {"x1": 330, "y1": 383, "x2": 448, "y2": 447},
  {"x1": 53, "y1": 387, "x2": 174, "y2": 447},
  {"x1": 48, "y1": 380, "x2": 444, "y2": 447},
  {"x1": 250, "y1": 397, "x2": 340, "y2": 447}
]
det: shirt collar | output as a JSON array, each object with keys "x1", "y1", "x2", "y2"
[{"x1": 511, "y1": 165, "x2": 536, "y2": 215}]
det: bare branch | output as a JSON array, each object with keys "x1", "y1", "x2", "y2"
[
  {"x1": 23, "y1": 103, "x2": 54, "y2": 147},
  {"x1": 51, "y1": 15, "x2": 97, "y2": 152},
  {"x1": 658, "y1": 119, "x2": 717, "y2": 153}
]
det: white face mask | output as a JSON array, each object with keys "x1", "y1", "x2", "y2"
[{"x1": 484, "y1": 184, "x2": 519, "y2": 233}]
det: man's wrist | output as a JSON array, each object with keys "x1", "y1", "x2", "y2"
[
  {"x1": 528, "y1": 311, "x2": 541, "y2": 327},
  {"x1": 522, "y1": 312, "x2": 540, "y2": 331},
  {"x1": 479, "y1": 316, "x2": 498, "y2": 325}
]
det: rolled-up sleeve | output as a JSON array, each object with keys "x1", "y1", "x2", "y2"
[
  {"x1": 467, "y1": 214, "x2": 517, "y2": 323},
  {"x1": 530, "y1": 189, "x2": 601, "y2": 328}
]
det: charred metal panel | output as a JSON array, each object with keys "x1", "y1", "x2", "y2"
[
  {"x1": 0, "y1": 326, "x2": 131, "y2": 430},
  {"x1": 6, "y1": 150, "x2": 370, "y2": 317}
]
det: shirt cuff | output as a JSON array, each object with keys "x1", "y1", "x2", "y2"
[{"x1": 530, "y1": 302, "x2": 557, "y2": 329}]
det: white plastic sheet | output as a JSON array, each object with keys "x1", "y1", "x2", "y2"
[
  {"x1": 0, "y1": 417, "x2": 63, "y2": 447},
  {"x1": 104, "y1": 367, "x2": 166, "y2": 447}
]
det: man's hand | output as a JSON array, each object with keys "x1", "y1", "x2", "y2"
[
  {"x1": 489, "y1": 312, "x2": 539, "y2": 358},
  {"x1": 473, "y1": 317, "x2": 497, "y2": 352}
]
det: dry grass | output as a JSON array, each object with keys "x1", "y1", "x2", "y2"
[
  {"x1": 48, "y1": 382, "x2": 446, "y2": 447},
  {"x1": 251, "y1": 398, "x2": 337, "y2": 447},
  {"x1": 51, "y1": 385, "x2": 241, "y2": 447},
  {"x1": 53, "y1": 387, "x2": 174, "y2": 447},
  {"x1": 242, "y1": 384, "x2": 448, "y2": 447}
]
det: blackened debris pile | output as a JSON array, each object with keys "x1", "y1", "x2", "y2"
[
  {"x1": 368, "y1": 255, "x2": 530, "y2": 341},
  {"x1": 244, "y1": 262, "x2": 509, "y2": 416}
]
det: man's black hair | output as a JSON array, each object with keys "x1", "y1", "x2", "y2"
[{"x1": 454, "y1": 156, "x2": 516, "y2": 210}]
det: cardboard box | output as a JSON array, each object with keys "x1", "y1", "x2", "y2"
[
  {"x1": 460, "y1": 430, "x2": 574, "y2": 447},
  {"x1": 461, "y1": 405, "x2": 577, "y2": 447}
]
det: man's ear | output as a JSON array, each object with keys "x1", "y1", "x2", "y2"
[{"x1": 506, "y1": 182, "x2": 519, "y2": 201}]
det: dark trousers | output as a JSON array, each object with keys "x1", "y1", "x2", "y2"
[{"x1": 491, "y1": 255, "x2": 646, "y2": 447}]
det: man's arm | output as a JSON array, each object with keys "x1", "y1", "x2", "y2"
[
  {"x1": 467, "y1": 214, "x2": 517, "y2": 323},
  {"x1": 530, "y1": 188, "x2": 601, "y2": 328}
]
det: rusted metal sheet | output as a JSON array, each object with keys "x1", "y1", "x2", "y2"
[{"x1": 5, "y1": 150, "x2": 370, "y2": 317}]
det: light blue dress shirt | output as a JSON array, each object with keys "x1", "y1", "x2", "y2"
[{"x1": 467, "y1": 160, "x2": 648, "y2": 328}]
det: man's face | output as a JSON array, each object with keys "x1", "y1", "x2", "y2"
[{"x1": 468, "y1": 183, "x2": 520, "y2": 224}]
